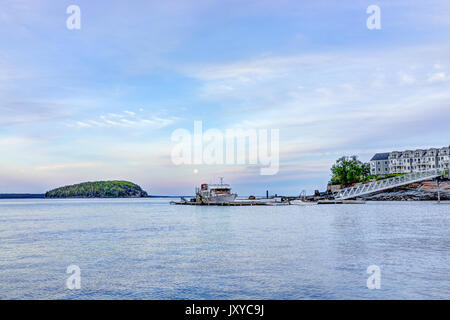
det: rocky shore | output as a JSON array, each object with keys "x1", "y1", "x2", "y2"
[{"x1": 361, "y1": 180, "x2": 450, "y2": 201}]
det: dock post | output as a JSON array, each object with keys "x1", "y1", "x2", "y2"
[{"x1": 437, "y1": 179, "x2": 441, "y2": 203}]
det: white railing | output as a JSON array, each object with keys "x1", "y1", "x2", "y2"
[{"x1": 334, "y1": 169, "x2": 445, "y2": 200}]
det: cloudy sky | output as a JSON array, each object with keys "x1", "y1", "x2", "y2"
[{"x1": 1, "y1": 0, "x2": 449, "y2": 195}]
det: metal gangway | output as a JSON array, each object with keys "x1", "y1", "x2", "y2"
[{"x1": 334, "y1": 169, "x2": 445, "y2": 200}]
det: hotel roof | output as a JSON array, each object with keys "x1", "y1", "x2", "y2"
[{"x1": 370, "y1": 153, "x2": 390, "y2": 161}]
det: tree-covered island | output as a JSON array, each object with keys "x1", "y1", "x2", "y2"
[{"x1": 45, "y1": 181, "x2": 148, "y2": 198}]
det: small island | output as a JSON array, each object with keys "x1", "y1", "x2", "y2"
[{"x1": 45, "y1": 181, "x2": 148, "y2": 198}]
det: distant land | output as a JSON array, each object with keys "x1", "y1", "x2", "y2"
[
  {"x1": 45, "y1": 181, "x2": 149, "y2": 198},
  {"x1": 0, "y1": 194, "x2": 45, "y2": 199}
]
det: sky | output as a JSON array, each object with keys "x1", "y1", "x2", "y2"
[{"x1": 0, "y1": 0, "x2": 450, "y2": 195}]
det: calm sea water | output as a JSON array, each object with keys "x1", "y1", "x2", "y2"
[{"x1": 0, "y1": 198, "x2": 448, "y2": 300}]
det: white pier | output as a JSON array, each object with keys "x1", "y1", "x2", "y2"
[{"x1": 334, "y1": 169, "x2": 445, "y2": 200}]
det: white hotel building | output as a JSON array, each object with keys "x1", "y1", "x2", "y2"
[{"x1": 370, "y1": 146, "x2": 450, "y2": 176}]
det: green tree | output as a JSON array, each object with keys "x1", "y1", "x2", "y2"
[{"x1": 330, "y1": 156, "x2": 370, "y2": 187}]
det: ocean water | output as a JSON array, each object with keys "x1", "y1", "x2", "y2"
[{"x1": 0, "y1": 198, "x2": 448, "y2": 300}]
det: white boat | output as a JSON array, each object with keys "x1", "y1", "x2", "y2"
[
  {"x1": 289, "y1": 199, "x2": 317, "y2": 205},
  {"x1": 264, "y1": 197, "x2": 289, "y2": 206},
  {"x1": 266, "y1": 201, "x2": 289, "y2": 206},
  {"x1": 195, "y1": 178, "x2": 237, "y2": 204}
]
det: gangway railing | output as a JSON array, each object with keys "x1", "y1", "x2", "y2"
[{"x1": 334, "y1": 169, "x2": 445, "y2": 200}]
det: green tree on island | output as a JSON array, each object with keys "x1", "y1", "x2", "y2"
[
  {"x1": 45, "y1": 181, "x2": 148, "y2": 198},
  {"x1": 330, "y1": 156, "x2": 370, "y2": 187}
]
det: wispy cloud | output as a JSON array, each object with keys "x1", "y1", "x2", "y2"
[
  {"x1": 427, "y1": 72, "x2": 448, "y2": 83},
  {"x1": 69, "y1": 110, "x2": 178, "y2": 129},
  {"x1": 181, "y1": 44, "x2": 450, "y2": 173},
  {"x1": 36, "y1": 162, "x2": 100, "y2": 171}
]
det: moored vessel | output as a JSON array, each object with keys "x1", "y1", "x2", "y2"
[{"x1": 195, "y1": 178, "x2": 237, "y2": 204}]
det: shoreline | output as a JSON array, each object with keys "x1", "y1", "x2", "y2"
[
  {"x1": 2, "y1": 180, "x2": 449, "y2": 201},
  {"x1": 0, "y1": 194, "x2": 183, "y2": 199},
  {"x1": 0, "y1": 195, "x2": 448, "y2": 202}
]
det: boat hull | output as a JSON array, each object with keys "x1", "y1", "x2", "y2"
[{"x1": 204, "y1": 194, "x2": 237, "y2": 203}]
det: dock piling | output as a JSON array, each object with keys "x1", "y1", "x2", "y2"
[{"x1": 437, "y1": 179, "x2": 441, "y2": 203}]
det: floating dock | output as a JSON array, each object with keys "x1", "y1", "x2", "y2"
[
  {"x1": 170, "y1": 200, "x2": 269, "y2": 206},
  {"x1": 317, "y1": 200, "x2": 366, "y2": 204},
  {"x1": 170, "y1": 198, "x2": 365, "y2": 206}
]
